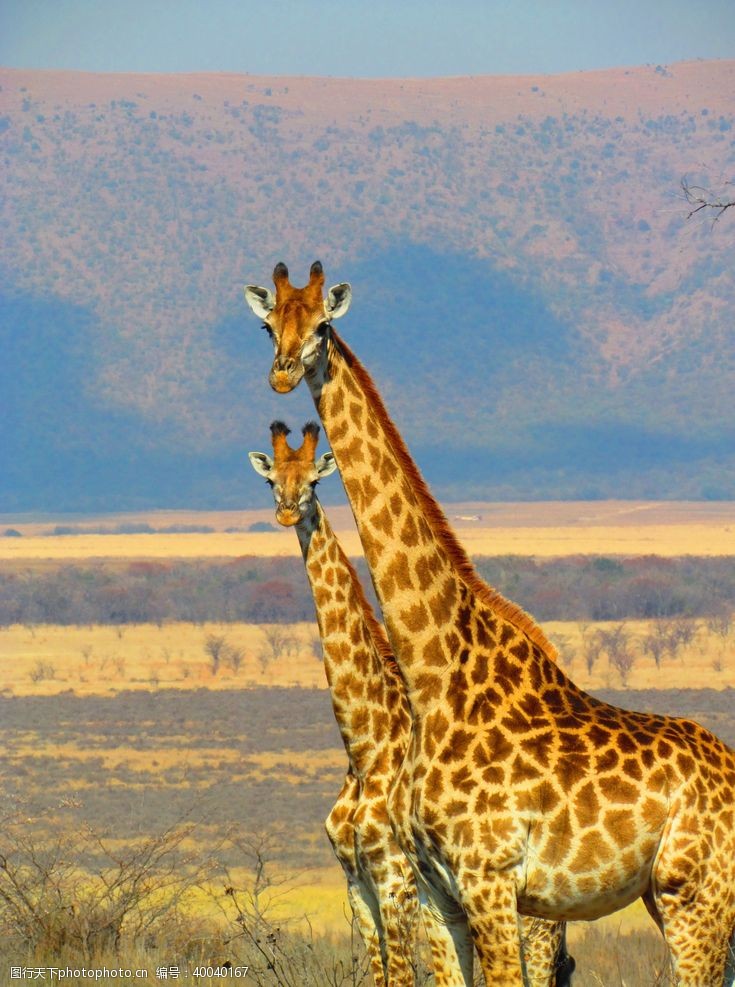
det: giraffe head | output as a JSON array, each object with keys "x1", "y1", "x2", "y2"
[
  {"x1": 243, "y1": 261, "x2": 352, "y2": 393},
  {"x1": 248, "y1": 420, "x2": 337, "y2": 527}
]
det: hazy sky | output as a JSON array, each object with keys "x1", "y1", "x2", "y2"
[{"x1": 2, "y1": 0, "x2": 735, "y2": 77}]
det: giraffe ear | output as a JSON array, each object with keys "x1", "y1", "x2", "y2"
[
  {"x1": 248, "y1": 451, "x2": 274, "y2": 478},
  {"x1": 243, "y1": 285, "x2": 276, "y2": 320},
  {"x1": 325, "y1": 283, "x2": 352, "y2": 320},
  {"x1": 315, "y1": 452, "x2": 338, "y2": 478}
]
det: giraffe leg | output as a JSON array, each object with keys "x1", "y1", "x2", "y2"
[
  {"x1": 655, "y1": 890, "x2": 735, "y2": 987},
  {"x1": 521, "y1": 917, "x2": 575, "y2": 987},
  {"x1": 416, "y1": 873, "x2": 474, "y2": 987},
  {"x1": 346, "y1": 878, "x2": 387, "y2": 987},
  {"x1": 460, "y1": 876, "x2": 527, "y2": 985},
  {"x1": 370, "y1": 864, "x2": 421, "y2": 987},
  {"x1": 326, "y1": 781, "x2": 388, "y2": 986},
  {"x1": 723, "y1": 925, "x2": 734, "y2": 987}
]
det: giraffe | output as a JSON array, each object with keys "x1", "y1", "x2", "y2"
[
  {"x1": 247, "y1": 420, "x2": 574, "y2": 987},
  {"x1": 248, "y1": 419, "x2": 419, "y2": 986},
  {"x1": 244, "y1": 261, "x2": 735, "y2": 986}
]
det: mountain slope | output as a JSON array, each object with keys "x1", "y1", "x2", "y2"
[{"x1": 1, "y1": 62, "x2": 733, "y2": 508}]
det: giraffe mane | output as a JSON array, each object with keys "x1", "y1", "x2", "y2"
[{"x1": 330, "y1": 330, "x2": 559, "y2": 663}]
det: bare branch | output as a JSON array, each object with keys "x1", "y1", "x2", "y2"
[{"x1": 682, "y1": 177, "x2": 735, "y2": 225}]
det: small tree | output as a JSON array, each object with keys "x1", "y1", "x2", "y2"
[
  {"x1": 706, "y1": 610, "x2": 732, "y2": 641},
  {"x1": 597, "y1": 624, "x2": 634, "y2": 686},
  {"x1": 259, "y1": 626, "x2": 295, "y2": 673},
  {"x1": 666, "y1": 617, "x2": 696, "y2": 651},
  {"x1": 225, "y1": 645, "x2": 245, "y2": 674},
  {"x1": 641, "y1": 621, "x2": 669, "y2": 670},
  {"x1": 216, "y1": 828, "x2": 382, "y2": 987},
  {"x1": 579, "y1": 624, "x2": 605, "y2": 675},
  {"x1": 609, "y1": 648, "x2": 636, "y2": 687},
  {"x1": 29, "y1": 660, "x2": 56, "y2": 683},
  {"x1": 205, "y1": 633, "x2": 229, "y2": 676}
]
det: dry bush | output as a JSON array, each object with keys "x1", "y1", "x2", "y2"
[
  {"x1": 595, "y1": 624, "x2": 635, "y2": 685},
  {"x1": 204, "y1": 633, "x2": 229, "y2": 675},
  {"x1": 665, "y1": 617, "x2": 697, "y2": 650},
  {"x1": 641, "y1": 620, "x2": 670, "y2": 669},
  {"x1": 579, "y1": 623, "x2": 605, "y2": 675},
  {"x1": 214, "y1": 827, "x2": 429, "y2": 987},
  {"x1": 29, "y1": 660, "x2": 56, "y2": 683},
  {"x1": 0, "y1": 800, "x2": 216, "y2": 963},
  {"x1": 225, "y1": 645, "x2": 246, "y2": 674},
  {"x1": 641, "y1": 617, "x2": 699, "y2": 669},
  {"x1": 706, "y1": 610, "x2": 733, "y2": 640},
  {"x1": 260, "y1": 626, "x2": 296, "y2": 672}
]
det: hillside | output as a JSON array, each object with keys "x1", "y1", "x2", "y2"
[{"x1": 1, "y1": 61, "x2": 734, "y2": 509}]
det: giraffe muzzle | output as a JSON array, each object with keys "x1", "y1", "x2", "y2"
[
  {"x1": 269, "y1": 363, "x2": 303, "y2": 394},
  {"x1": 275, "y1": 503, "x2": 302, "y2": 526}
]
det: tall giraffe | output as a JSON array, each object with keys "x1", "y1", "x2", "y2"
[
  {"x1": 248, "y1": 420, "x2": 419, "y2": 986},
  {"x1": 247, "y1": 420, "x2": 574, "y2": 987},
  {"x1": 244, "y1": 262, "x2": 735, "y2": 987}
]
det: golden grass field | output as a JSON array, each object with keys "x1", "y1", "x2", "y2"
[
  {"x1": 1, "y1": 616, "x2": 732, "y2": 699},
  {"x1": 2, "y1": 500, "x2": 735, "y2": 561}
]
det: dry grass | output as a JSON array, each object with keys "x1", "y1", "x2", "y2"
[
  {"x1": 0, "y1": 621, "x2": 325, "y2": 697},
  {"x1": 546, "y1": 618, "x2": 735, "y2": 691},
  {"x1": 1, "y1": 616, "x2": 732, "y2": 698},
  {"x1": 2, "y1": 501, "x2": 734, "y2": 561},
  {"x1": 4, "y1": 521, "x2": 732, "y2": 561}
]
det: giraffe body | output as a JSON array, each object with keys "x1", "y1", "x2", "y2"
[{"x1": 245, "y1": 263, "x2": 735, "y2": 986}]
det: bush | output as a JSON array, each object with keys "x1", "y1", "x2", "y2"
[
  {"x1": 0, "y1": 556, "x2": 732, "y2": 627},
  {"x1": 0, "y1": 802, "x2": 212, "y2": 962}
]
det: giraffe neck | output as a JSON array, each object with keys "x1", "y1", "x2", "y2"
[
  {"x1": 295, "y1": 500, "x2": 406, "y2": 775},
  {"x1": 306, "y1": 330, "x2": 558, "y2": 707}
]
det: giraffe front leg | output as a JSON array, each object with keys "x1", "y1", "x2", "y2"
[
  {"x1": 412, "y1": 871, "x2": 474, "y2": 986},
  {"x1": 327, "y1": 781, "x2": 387, "y2": 985},
  {"x1": 521, "y1": 917, "x2": 575, "y2": 987},
  {"x1": 461, "y1": 874, "x2": 527, "y2": 986},
  {"x1": 345, "y1": 879, "x2": 387, "y2": 987},
  {"x1": 373, "y1": 867, "x2": 422, "y2": 987}
]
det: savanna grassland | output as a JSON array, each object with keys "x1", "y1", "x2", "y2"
[{"x1": 1, "y1": 504, "x2": 734, "y2": 984}]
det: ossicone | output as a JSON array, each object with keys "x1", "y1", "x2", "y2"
[
  {"x1": 302, "y1": 421, "x2": 321, "y2": 441},
  {"x1": 273, "y1": 261, "x2": 289, "y2": 283}
]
